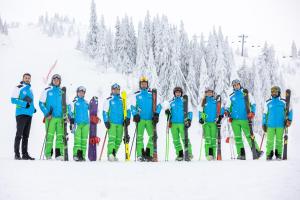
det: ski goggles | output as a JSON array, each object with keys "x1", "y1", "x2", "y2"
[
  {"x1": 111, "y1": 83, "x2": 120, "y2": 90},
  {"x1": 77, "y1": 86, "x2": 86, "y2": 93},
  {"x1": 52, "y1": 74, "x2": 61, "y2": 80},
  {"x1": 231, "y1": 79, "x2": 240, "y2": 86}
]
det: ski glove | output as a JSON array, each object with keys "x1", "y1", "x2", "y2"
[
  {"x1": 224, "y1": 111, "x2": 230, "y2": 117},
  {"x1": 123, "y1": 134, "x2": 130, "y2": 143},
  {"x1": 199, "y1": 118, "x2": 205, "y2": 124},
  {"x1": 286, "y1": 120, "x2": 292, "y2": 127},
  {"x1": 262, "y1": 125, "x2": 267, "y2": 132},
  {"x1": 23, "y1": 96, "x2": 33, "y2": 103},
  {"x1": 69, "y1": 118, "x2": 75, "y2": 131},
  {"x1": 165, "y1": 109, "x2": 171, "y2": 116},
  {"x1": 105, "y1": 121, "x2": 111, "y2": 129},
  {"x1": 152, "y1": 113, "x2": 159, "y2": 124},
  {"x1": 216, "y1": 115, "x2": 223, "y2": 124},
  {"x1": 247, "y1": 112, "x2": 255, "y2": 120},
  {"x1": 184, "y1": 119, "x2": 191, "y2": 128},
  {"x1": 90, "y1": 115, "x2": 100, "y2": 124},
  {"x1": 124, "y1": 118, "x2": 130, "y2": 126},
  {"x1": 133, "y1": 114, "x2": 140, "y2": 123}
]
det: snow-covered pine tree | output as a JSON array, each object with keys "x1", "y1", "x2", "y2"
[
  {"x1": 179, "y1": 21, "x2": 190, "y2": 91},
  {"x1": 85, "y1": 0, "x2": 99, "y2": 58}
]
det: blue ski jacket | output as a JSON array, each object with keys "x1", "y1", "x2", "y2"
[
  {"x1": 130, "y1": 89, "x2": 162, "y2": 120},
  {"x1": 225, "y1": 88, "x2": 256, "y2": 120},
  {"x1": 70, "y1": 96, "x2": 90, "y2": 124},
  {"x1": 166, "y1": 96, "x2": 193, "y2": 123},
  {"x1": 11, "y1": 82, "x2": 36, "y2": 117},
  {"x1": 199, "y1": 96, "x2": 224, "y2": 123},
  {"x1": 263, "y1": 97, "x2": 293, "y2": 128},
  {"x1": 39, "y1": 86, "x2": 70, "y2": 118},
  {"x1": 103, "y1": 94, "x2": 131, "y2": 125}
]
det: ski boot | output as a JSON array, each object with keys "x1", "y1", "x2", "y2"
[
  {"x1": 112, "y1": 149, "x2": 118, "y2": 161},
  {"x1": 108, "y1": 154, "x2": 115, "y2": 162},
  {"x1": 275, "y1": 149, "x2": 282, "y2": 161},
  {"x1": 144, "y1": 148, "x2": 154, "y2": 162},
  {"x1": 175, "y1": 150, "x2": 184, "y2": 161},
  {"x1": 266, "y1": 150, "x2": 274, "y2": 161},
  {"x1": 237, "y1": 148, "x2": 246, "y2": 160},
  {"x1": 55, "y1": 148, "x2": 64, "y2": 161}
]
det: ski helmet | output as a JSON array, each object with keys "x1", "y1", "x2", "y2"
[
  {"x1": 139, "y1": 76, "x2": 149, "y2": 89},
  {"x1": 111, "y1": 83, "x2": 120, "y2": 90},
  {"x1": 173, "y1": 86, "x2": 183, "y2": 96},
  {"x1": 51, "y1": 74, "x2": 61, "y2": 86},
  {"x1": 77, "y1": 86, "x2": 86, "y2": 93},
  {"x1": 205, "y1": 87, "x2": 214, "y2": 92},
  {"x1": 231, "y1": 79, "x2": 241, "y2": 86},
  {"x1": 271, "y1": 86, "x2": 281, "y2": 97}
]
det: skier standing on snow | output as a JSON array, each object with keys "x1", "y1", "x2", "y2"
[
  {"x1": 131, "y1": 76, "x2": 162, "y2": 162},
  {"x1": 165, "y1": 87, "x2": 193, "y2": 161},
  {"x1": 11, "y1": 73, "x2": 36, "y2": 160},
  {"x1": 225, "y1": 79, "x2": 263, "y2": 160},
  {"x1": 103, "y1": 83, "x2": 131, "y2": 161},
  {"x1": 198, "y1": 87, "x2": 224, "y2": 161},
  {"x1": 69, "y1": 86, "x2": 97, "y2": 161},
  {"x1": 262, "y1": 86, "x2": 293, "y2": 160},
  {"x1": 39, "y1": 74, "x2": 70, "y2": 160}
]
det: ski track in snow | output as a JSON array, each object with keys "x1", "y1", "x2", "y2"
[{"x1": 0, "y1": 26, "x2": 300, "y2": 200}]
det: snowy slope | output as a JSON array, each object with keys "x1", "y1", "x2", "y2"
[{"x1": 0, "y1": 25, "x2": 300, "y2": 200}]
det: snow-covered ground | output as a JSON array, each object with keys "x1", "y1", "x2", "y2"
[{"x1": 0, "y1": 25, "x2": 300, "y2": 200}]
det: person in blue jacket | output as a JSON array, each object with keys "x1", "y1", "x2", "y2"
[
  {"x1": 225, "y1": 79, "x2": 263, "y2": 160},
  {"x1": 103, "y1": 83, "x2": 131, "y2": 161},
  {"x1": 69, "y1": 86, "x2": 97, "y2": 161},
  {"x1": 131, "y1": 76, "x2": 162, "y2": 162},
  {"x1": 165, "y1": 87, "x2": 193, "y2": 161},
  {"x1": 263, "y1": 86, "x2": 293, "y2": 160},
  {"x1": 39, "y1": 74, "x2": 70, "y2": 160},
  {"x1": 11, "y1": 73, "x2": 36, "y2": 160},
  {"x1": 198, "y1": 87, "x2": 224, "y2": 161}
]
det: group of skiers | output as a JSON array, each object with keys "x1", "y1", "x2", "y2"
[{"x1": 11, "y1": 73, "x2": 293, "y2": 162}]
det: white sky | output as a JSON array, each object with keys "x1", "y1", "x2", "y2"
[{"x1": 1, "y1": 0, "x2": 300, "y2": 54}]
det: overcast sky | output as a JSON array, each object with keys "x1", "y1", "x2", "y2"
[{"x1": 1, "y1": 0, "x2": 299, "y2": 54}]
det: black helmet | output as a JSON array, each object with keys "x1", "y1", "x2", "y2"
[
  {"x1": 271, "y1": 86, "x2": 281, "y2": 97},
  {"x1": 173, "y1": 86, "x2": 183, "y2": 96}
]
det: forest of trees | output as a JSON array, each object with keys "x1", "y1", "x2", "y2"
[
  {"x1": 0, "y1": 16, "x2": 9, "y2": 35},
  {"x1": 79, "y1": 0, "x2": 288, "y2": 135},
  {"x1": 38, "y1": 13, "x2": 77, "y2": 37}
]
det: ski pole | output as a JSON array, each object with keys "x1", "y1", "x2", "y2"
[
  {"x1": 39, "y1": 107, "x2": 53, "y2": 160},
  {"x1": 99, "y1": 130, "x2": 108, "y2": 161},
  {"x1": 199, "y1": 127, "x2": 204, "y2": 161},
  {"x1": 259, "y1": 132, "x2": 265, "y2": 151},
  {"x1": 165, "y1": 114, "x2": 170, "y2": 161},
  {"x1": 39, "y1": 118, "x2": 51, "y2": 160},
  {"x1": 130, "y1": 123, "x2": 137, "y2": 159}
]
